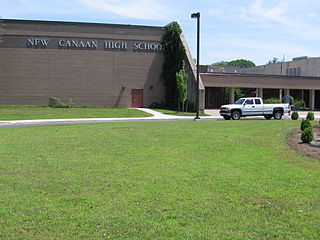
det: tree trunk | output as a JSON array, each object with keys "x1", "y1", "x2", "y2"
[{"x1": 186, "y1": 100, "x2": 188, "y2": 113}]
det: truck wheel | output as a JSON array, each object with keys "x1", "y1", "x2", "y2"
[
  {"x1": 231, "y1": 110, "x2": 241, "y2": 120},
  {"x1": 223, "y1": 115, "x2": 231, "y2": 120},
  {"x1": 273, "y1": 110, "x2": 283, "y2": 120},
  {"x1": 264, "y1": 115, "x2": 272, "y2": 120}
]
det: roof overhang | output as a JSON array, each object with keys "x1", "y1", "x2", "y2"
[{"x1": 201, "y1": 73, "x2": 320, "y2": 90}]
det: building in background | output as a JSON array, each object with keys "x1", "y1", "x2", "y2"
[
  {"x1": 240, "y1": 56, "x2": 320, "y2": 77},
  {"x1": 201, "y1": 57, "x2": 320, "y2": 110}
]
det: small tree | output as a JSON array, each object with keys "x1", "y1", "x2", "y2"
[
  {"x1": 291, "y1": 111, "x2": 299, "y2": 120},
  {"x1": 176, "y1": 61, "x2": 188, "y2": 112},
  {"x1": 301, "y1": 119, "x2": 312, "y2": 131},
  {"x1": 306, "y1": 112, "x2": 315, "y2": 121},
  {"x1": 161, "y1": 21, "x2": 185, "y2": 108},
  {"x1": 301, "y1": 127, "x2": 314, "y2": 143}
]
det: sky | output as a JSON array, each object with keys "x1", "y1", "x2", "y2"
[{"x1": 1, "y1": 0, "x2": 320, "y2": 66}]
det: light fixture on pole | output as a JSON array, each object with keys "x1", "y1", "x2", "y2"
[{"x1": 191, "y1": 12, "x2": 200, "y2": 120}]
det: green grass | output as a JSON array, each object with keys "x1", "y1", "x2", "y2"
[
  {"x1": 0, "y1": 120, "x2": 320, "y2": 239},
  {"x1": 0, "y1": 107, "x2": 151, "y2": 120},
  {"x1": 152, "y1": 108, "x2": 209, "y2": 116}
]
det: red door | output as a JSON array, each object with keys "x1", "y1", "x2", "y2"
[{"x1": 131, "y1": 89, "x2": 143, "y2": 108}]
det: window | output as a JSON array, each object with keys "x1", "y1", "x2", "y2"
[
  {"x1": 254, "y1": 99, "x2": 261, "y2": 104},
  {"x1": 297, "y1": 68, "x2": 301, "y2": 76},
  {"x1": 234, "y1": 98, "x2": 245, "y2": 104},
  {"x1": 289, "y1": 68, "x2": 293, "y2": 75},
  {"x1": 286, "y1": 69, "x2": 289, "y2": 75},
  {"x1": 245, "y1": 99, "x2": 254, "y2": 104},
  {"x1": 293, "y1": 68, "x2": 297, "y2": 75}
]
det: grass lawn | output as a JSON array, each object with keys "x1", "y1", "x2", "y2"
[
  {"x1": 152, "y1": 108, "x2": 209, "y2": 116},
  {"x1": 0, "y1": 120, "x2": 320, "y2": 239},
  {"x1": 0, "y1": 106, "x2": 151, "y2": 120}
]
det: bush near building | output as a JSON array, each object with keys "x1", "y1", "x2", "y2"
[
  {"x1": 291, "y1": 111, "x2": 299, "y2": 120},
  {"x1": 264, "y1": 98, "x2": 281, "y2": 104},
  {"x1": 301, "y1": 127, "x2": 314, "y2": 143},
  {"x1": 306, "y1": 112, "x2": 315, "y2": 121},
  {"x1": 292, "y1": 100, "x2": 306, "y2": 110},
  {"x1": 301, "y1": 119, "x2": 312, "y2": 131}
]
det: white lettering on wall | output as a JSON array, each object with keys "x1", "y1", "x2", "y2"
[
  {"x1": 133, "y1": 42, "x2": 163, "y2": 51},
  {"x1": 58, "y1": 39, "x2": 65, "y2": 47},
  {"x1": 26, "y1": 37, "x2": 164, "y2": 52},
  {"x1": 27, "y1": 38, "x2": 49, "y2": 47},
  {"x1": 58, "y1": 39, "x2": 98, "y2": 48},
  {"x1": 104, "y1": 41, "x2": 128, "y2": 49}
]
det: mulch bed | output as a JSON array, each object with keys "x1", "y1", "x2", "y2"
[{"x1": 287, "y1": 125, "x2": 320, "y2": 160}]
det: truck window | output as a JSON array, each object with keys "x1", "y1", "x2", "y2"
[
  {"x1": 234, "y1": 99, "x2": 245, "y2": 104},
  {"x1": 245, "y1": 99, "x2": 253, "y2": 104},
  {"x1": 254, "y1": 99, "x2": 261, "y2": 104}
]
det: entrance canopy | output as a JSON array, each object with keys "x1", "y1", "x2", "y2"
[{"x1": 200, "y1": 73, "x2": 320, "y2": 90}]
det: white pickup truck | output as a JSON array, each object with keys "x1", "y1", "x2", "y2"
[{"x1": 220, "y1": 97, "x2": 291, "y2": 120}]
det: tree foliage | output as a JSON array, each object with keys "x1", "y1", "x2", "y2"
[
  {"x1": 227, "y1": 59, "x2": 255, "y2": 68},
  {"x1": 301, "y1": 127, "x2": 314, "y2": 143},
  {"x1": 161, "y1": 21, "x2": 185, "y2": 108},
  {"x1": 212, "y1": 61, "x2": 229, "y2": 66},
  {"x1": 301, "y1": 119, "x2": 312, "y2": 131},
  {"x1": 266, "y1": 57, "x2": 283, "y2": 65},
  {"x1": 176, "y1": 61, "x2": 188, "y2": 112},
  {"x1": 212, "y1": 59, "x2": 255, "y2": 68},
  {"x1": 224, "y1": 88, "x2": 244, "y2": 103}
]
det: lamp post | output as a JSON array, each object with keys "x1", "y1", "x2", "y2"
[{"x1": 191, "y1": 12, "x2": 200, "y2": 120}]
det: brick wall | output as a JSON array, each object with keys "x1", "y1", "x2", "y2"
[{"x1": 0, "y1": 19, "x2": 166, "y2": 107}]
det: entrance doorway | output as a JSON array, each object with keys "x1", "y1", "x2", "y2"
[
  {"x1": 205, "y1": 87, "x2": 225, "y2": 108},
  {"x1": 315, "y1": 90, "x2": 320, "y2": 110},
  {"x1": 131, "y1": 89, "x2": 143, "y2": 108}
]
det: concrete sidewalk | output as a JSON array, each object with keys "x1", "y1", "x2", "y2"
[{"x1": 0, "y1": 108, "x2": 220, "y2": 129}]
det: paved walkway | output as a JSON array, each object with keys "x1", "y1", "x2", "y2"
[
  {"x1": 0, "y1": 108, "x2": 319, "y2": 129},
  {"x1": 0, "y1": 108, "x2": 219, "y2": 129}
]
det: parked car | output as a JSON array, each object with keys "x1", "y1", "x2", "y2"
[{"x1": 220, "y1": 97, "x2": 291, "y2": 120}]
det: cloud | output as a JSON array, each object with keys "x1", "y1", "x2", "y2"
[
  {"x1": 0, "y1": 0, "x2": 85, "y2": 18},
  {"x1": 79, "y1": 0, "x2": 171, "y2": 20},
  {"x1": 209, "y1": 0, "x2": 320, "y2": 42},
  {"x1": 242, "y1": 0, "x2": 289, "y2": 24},
  {"x1": 307, "y1": 12, "x2": 318, "y2": 18}
]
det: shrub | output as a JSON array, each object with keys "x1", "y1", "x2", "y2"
[
  {"x1": 306, "y1": 112, "x2": 315, "y2": 121},
  {"x1": 291, "y1": 111, "x2": 299, "y2": 120},
  {"x1": 292, "y1": 100, "x2": 306, "y2": 109},
  {"x1": 49, "y1": 97, "x2": 74, "y2": 108},
  {"x1": 300, "y1": 119, "x2": 312, "y2": 131},
  {"x1": 264, "y1": 98, "x2": 281, "y2": 104},
  {"x1": 301, "y1": 127, "x2": 314, "y2": 143}
]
